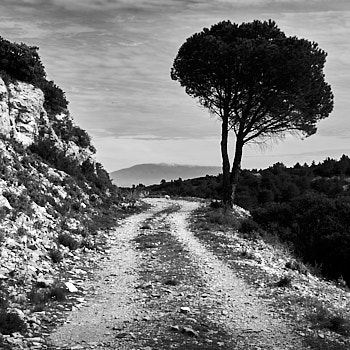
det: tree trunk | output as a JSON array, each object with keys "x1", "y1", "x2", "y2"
[
  {"x1": 230, "y1": 137, "x2": 244, "y2": 205},
  {"x1": 220, "y1": 114, "x2": 231, "y2": 209}
]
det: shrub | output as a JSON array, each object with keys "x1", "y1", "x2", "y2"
[
  {"x1": 29, "y1": 136, "x2": 81, "y2": 178},
  {"x1": 252, "y1": 202, "x2": 293, "y2": 230},
  {"x1": 51, "y1": 117, "x2": 92, "y2": 149},
  {"x1": 205, "y1": 208, "x2": 239, "y2": 228},
  {"x1": 28, "y1": 283, "x2": 67, "y2": 307},
  {"x1": 239, "y1": 218, "x2": 261, "y2": 234},
  {"x1": 28, "y1": 287, "x2": 49, "y2": 306},
  {"x1": 0, "y1": 36, "x2": 46, "y2": 84},
  {"x1": 309, "y1": 304, "x2": 350, "y2": 336},
  {"x1": 285, "y1": 260, "x2": 308, "y2": 275},
  {"x1": 49, "y1": 248, "x2": 63, "y2": 263},
  {"x1": 58, "y1": 232, "x2": 80, "y2": 250},
  {"x1": 48, "y1": 285, "x2": 67, "y2": 301},
  {"x1": 276, "y1": 274, "x2": 293, "y2": 287},
  {"x1": 0, "y1": 310, "x2": 27, "y2": 335},
  {"x1": 80, "y1": 237, "x2": 96, "y2": 250},
  {"x1": 39, "y1": 80, "x2": 68, "y2": 116},
  {"x1": 252, "y1": 193, "x2": 350, "y2": 284}
]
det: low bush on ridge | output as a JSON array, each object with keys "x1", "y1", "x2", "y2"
[{"x1": 251, "y1": 193, "x2": 350, "y2": 284}]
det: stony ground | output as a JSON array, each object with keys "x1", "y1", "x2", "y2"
[{"x1": 4, "y1": 197, "x2": 349, "y2": 349}]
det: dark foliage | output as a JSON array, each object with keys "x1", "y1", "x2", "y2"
[
  {"x1": 51, "y1": 117, "x2": 92, "y2": 149},
  {"x1": 81, "y1": 160, "x2": 114, "y2": 191},
  {"x1": 39, "y1": 80, "x2": 68, "y2": 116},
  {"x1": 58, "y1": 232, "x2": 80, "y2": 250},
  {"x1": 0, "y1": 310, "x2": 27, "y2": 335},
  {"x1": 0, "y1": 36, "x2": 68, "y2": 115},
  {"x1": 0, "y1": 36, "x2": 45, "y2": 84},
  {"x1": 149, "y1": 155, "x2": 350, "y2": 285},
  {"x1": 171, "y1": 19, "x2": 333, "y2": 206},
  {"x1": 252, "y1": 193, "x2": 350, "y2": 284},
  {"x1": 49, "y1": 248, "x2": 63, "y2": 263},
  {"x1": 148, "y1": 155, "x2": 350, "y2": 210},
  {"x1": 28, "y1": 136, "x2": 81, "y2": 177}
]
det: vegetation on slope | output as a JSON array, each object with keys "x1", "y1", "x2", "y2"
[
  {"x1": 147, "y1": 155, "x2": 350, "y2": 285},
  {"x1": 0, "y1": 36, "x2": 143, "y2": 344},
  {"x1": 0, "y1": 35, "x2": 92, "y2": 151}
]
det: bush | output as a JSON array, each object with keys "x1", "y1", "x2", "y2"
[
  {"x1": 206, "y1": 208, "x2": 239, "y2": 228},
  {"x1": 48, "y1": 285, "x2": 67, "y2": 301},
  {"x1": 51, "y1": 117, "x2": 92, "y2": 149},
  {"x1": 28, "y1": 287, "x2": 49, "y2": 306},
  {"x1": 3, "y1": 191, "x2": 31, "y2": 214},
  {"x1": 252, "y1": 202, "x2": 293, "y2": 230},
  {"x1": 285, "y1": 260, "x2": 308, "y2": 275},
  {"x1": 0, "y1": 36, "x2": 46, "y2": 84},
  {"x1": 252, "y1": 193, "x2": 350, "y2": 284},
  {"x1": 309, "y1": 304, "x2": 350, "y2": 336},
  {"x1": 81, "y1": 237, "x2": 96, "y2": 250},
  {"x1": 28, "y1": 283, "x2": 67, "y2": 308},
  {"x1": 276, "y1": 274, "x2": 293, "y2": 288},
  {"x1": 239, "y1": 218, "x2": 261, "y2": 234},
  {"x1": 58, "y1": 232, "x2": 80, "y2": 250},
  {"x1": 0, "y1": 310, "x2": 27, "y2": 335},
  {"x1": 49, "y1": 248, "x2": 63, "y2": 263},
  {"x1": 39, "y1": 80, "x2": 68, "y2": 116}
]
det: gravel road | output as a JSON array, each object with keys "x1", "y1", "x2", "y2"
[{"x1": 48, "y1": 198, "x2": 309, "y2": 350}]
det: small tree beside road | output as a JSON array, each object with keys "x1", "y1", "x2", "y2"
[{"x1": 171, "y1": 19, "x2": 334, "y2": 208}]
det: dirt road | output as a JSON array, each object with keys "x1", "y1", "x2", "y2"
[{"x1": 48, "y1": 198, "x2": 309, "y2": 349}]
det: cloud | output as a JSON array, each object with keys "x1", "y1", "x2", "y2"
[
  {"x1": 4, "y1": 0, "x2": 350, "y2": 16},
  {"x1": 1, "y1": 0, "x2": 350, "y2": 170}
]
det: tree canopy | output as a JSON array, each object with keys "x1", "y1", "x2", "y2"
[
  {"x1": 171, "y1": 19, "x2": 334, "y2": 207},
  {"x1": 0, "y1": 36, "x2": 46, "y2": 84},
  {"x1": 0, "y1": 35, "x2": 68, "y2": 118}
]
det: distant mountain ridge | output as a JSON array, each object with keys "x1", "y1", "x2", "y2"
[{"x1": 110, "y1": 163, "x2": 222, "y2": 187}]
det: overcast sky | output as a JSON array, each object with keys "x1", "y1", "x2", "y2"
[{"x1": 1, "y1": 0, "x2": 350, "y2": 171}]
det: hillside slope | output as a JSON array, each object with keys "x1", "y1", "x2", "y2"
[{"x1": 0, "y1": 36, "x2": 138, "y2": 347}]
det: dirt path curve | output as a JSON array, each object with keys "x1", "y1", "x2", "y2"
[
  {"x1": 48, "y1": 202, "x2": 169, "y2": 349},
  {"x1": 48, "y1": 198, "x2": 308, "y2": 350},
  {"x1": 157, "y1": 198, "x2": 307, "y2": 349}
]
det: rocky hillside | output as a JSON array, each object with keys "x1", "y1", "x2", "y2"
[{"x1": 0, "y1": 37, "x2": 138, "y2": 348}]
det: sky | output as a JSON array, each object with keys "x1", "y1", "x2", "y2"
[{"x1": 1, "y1": 0, "x2": 350, "y2": 172}]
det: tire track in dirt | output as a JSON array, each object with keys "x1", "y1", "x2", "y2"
[
  {"x1": 158, "y1": 198, "x2": 309, "y2": 349},
  {"x1": 47, "y1": 198, "x2": 310, "y2": 349},
  {"x1": 47, "y1": 206, "x2": 166, "y2": 350}
]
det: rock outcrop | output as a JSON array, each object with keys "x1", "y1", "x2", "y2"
[
  {"x1": 0, "y1": 78, "x2": 48, "y2": 146},
  {"x1": 0, "y1": 72, "x2": 124, "y2": 348},
  {"x1": 0, "y1": 77, "x2": 93, "y2": 165}
]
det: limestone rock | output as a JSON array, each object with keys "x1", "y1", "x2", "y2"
[
  {"x1": 65, "y1": 281, "x2": 79, "y2": 293},
  {"x1": 0, "y1": 77, "x2": 95, "y2": 167},
  {"x1": 0, "y1": 194, "x2": 12, "y2": 210},
  {"x1": 6, "y1": 79, "x2": 49, "y2": 146},
  {"x1": 0, "y1": 78, "x2": 11, "y2": 136}
]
